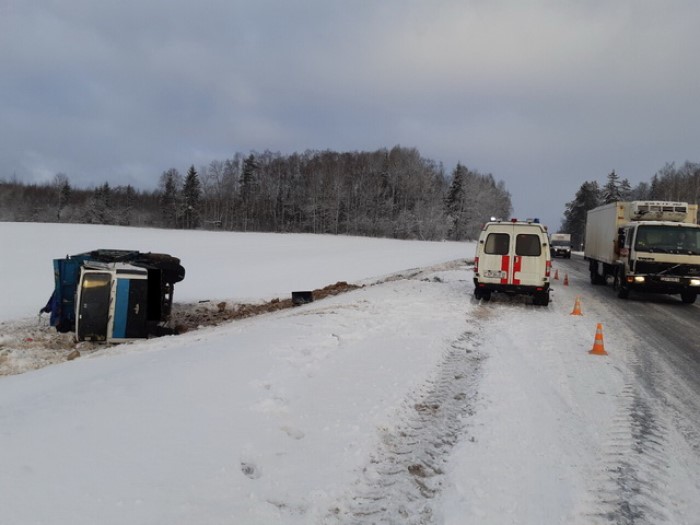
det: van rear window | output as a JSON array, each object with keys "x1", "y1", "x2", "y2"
[
  {"x1": 485, "y1": 233, "x2": 509, "y2": 255},
  {"x1": 516, "y1": 234, "x2": 542, "y2": 256}
]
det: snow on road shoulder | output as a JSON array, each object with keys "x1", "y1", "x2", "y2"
[
  {"x1": 0, "y1": 262, "x2": 476, "y2": 525},
  {"x1": 1, "y1": 222, "x2": 471, "y2": 377}
]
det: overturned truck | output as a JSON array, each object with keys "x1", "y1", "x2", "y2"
[{"x1": 43, "y1": 250, "x2": 185, "y2": 342}]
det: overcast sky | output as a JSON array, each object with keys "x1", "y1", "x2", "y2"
[{"x1": 2, "y1": 0, "x2": 699, "y2": 230}]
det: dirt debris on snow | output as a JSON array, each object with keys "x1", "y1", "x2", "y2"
[
  {"x1": 0, "y1": 317, "x2": 101, "y2": 376},
  {"x1": 171, "y1": 281, "x2": 362, "y2": 332},
  {"x1": 0, "y1": 281, "x2": 362, "y2": 377}
]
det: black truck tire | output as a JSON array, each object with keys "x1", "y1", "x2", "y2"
[{"x1": 681, "y1": 290, "x2": 697, "y2": 304}]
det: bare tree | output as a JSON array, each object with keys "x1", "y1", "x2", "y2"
[{"x1": 53, "y1": 173, "x2": 71, "y2": 221}]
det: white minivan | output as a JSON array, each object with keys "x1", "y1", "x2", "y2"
[{"x1": 473, "y1": 219, "x2": 551, "y2": 305}]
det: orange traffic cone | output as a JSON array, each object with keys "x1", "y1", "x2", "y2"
[
  {"x1": 589, "y1": 323, "x2": 608, "y2": 355},
  {"x1": 554, "y1": 269, "x2": 559, "y2": 280},
  {"x1": 563, "y1": 273, "x2": 569, "y2": 286},
  {"x1": 571, "y1": 296, "x2": 583, "y2": 316}
]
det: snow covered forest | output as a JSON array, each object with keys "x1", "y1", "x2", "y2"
[{"x1": 0, "y1": 146, "x2": 512, "y2": 241}]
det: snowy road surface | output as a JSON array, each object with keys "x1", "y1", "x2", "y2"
[
  {"x1": 556, "y1": 255, "x2": 700, "y2": 459},
  {"x1": 1, "y1": 224, "x2": 700, "y2": 524}
]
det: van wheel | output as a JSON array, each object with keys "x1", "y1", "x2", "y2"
[
  {"x1": 533, "y1": 292, "x2": 549, "y2": 306},
  {"x1": 474, "y1": 289, "x2": 491, "y2": 301}
]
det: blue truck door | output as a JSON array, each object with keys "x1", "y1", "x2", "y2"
[{"x1": 76, "y1": 272, "x2": 111, "y2": 342}]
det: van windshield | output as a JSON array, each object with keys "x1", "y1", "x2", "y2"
[{"x1": 516, "y1": 234, "x2": 542, "y2": 256}]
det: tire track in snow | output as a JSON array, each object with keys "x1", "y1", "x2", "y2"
[
  {"x1": 581, "y1": 382, "x2": 674, "y2": 525},
  {"x1": 325, "y1": 329, "x2": 484, "y2": 524}
]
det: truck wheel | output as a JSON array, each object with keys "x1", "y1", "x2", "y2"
[
  {"x1": 612, "y1": 271, "x2": 621, "y2": 291},
  {"x1": 615, "y1": 268, "x2": 630, "y2": 298},
  {"x1": 681, "y1": 290, "x2": 697, "y2": 304},
  {"x1": 617, "y1": 284, "x2": 630, "y2": 299},
  {"x1": 590, "y1": 269, "x2": 604, "y2": 285}
]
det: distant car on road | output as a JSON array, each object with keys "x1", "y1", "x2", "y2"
[{"x1": 550, "y1": 232, "x2": 572, "y2": 258}]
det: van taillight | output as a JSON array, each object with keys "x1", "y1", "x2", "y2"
[
  {"x1": 545, "y1": 260, "x2": 551, "y2": 277},
  {"x1": 474, "y1": 256, "x2": 479, "y2": 272}
]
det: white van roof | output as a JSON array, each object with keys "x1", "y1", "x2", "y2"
[{"x1": 481, "y1": 220, "x2": 548, "y2": 233}]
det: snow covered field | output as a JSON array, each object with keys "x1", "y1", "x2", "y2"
[{"x1": 1, "y1": 222, "x2": 699, "y2": 524}]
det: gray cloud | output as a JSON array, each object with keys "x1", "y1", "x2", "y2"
[{"x1": 2, "y1": 0, "x2": 699, "y2": 228}]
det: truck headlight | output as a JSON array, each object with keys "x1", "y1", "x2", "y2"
[{"x1": 690, "y1": 279, "x2": 700, "y2": 286}]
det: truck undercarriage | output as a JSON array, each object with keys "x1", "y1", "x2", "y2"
[{"x1": 589, "y1": 259, "x2": 700, "y2": 303}]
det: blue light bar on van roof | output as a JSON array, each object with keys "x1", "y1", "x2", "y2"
[{"x1": 508, "y1": 218, "x2": 542, "y2": 224}]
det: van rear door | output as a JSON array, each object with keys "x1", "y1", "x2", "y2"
[
  {"x1": 480, "y1": 224, "x2": 514, "y2": 284},
  {"x1": 513, "y1": 232, "x2": 546, "y2": 285}
]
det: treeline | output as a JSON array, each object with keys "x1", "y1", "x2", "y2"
[
  {"x1": 562, "y1": 161, "x2": 700, "y2": 249},
  {"x1": 0, "y1": 146, "x2": 512, "y2": 241}
]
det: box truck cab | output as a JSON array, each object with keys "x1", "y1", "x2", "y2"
[
  {"x1": 45, "y1": 249, "x2": 185, "y2": 342},
  {"x1": 584, "y1": 201, "x2": 700, "y2": 303},
  {"x1": 473, "y1": 219, "x2": 551, "y2": 305},
  {"x1": 75, "y1": 262, "x2": 150, "y2": 342}
]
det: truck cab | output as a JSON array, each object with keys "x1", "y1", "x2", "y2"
[
  {"x1": 473, "y1": 219, "x2": 551, "y2": 305},
  {"x1": 46, "y1": 249, "x2": 185, "y2": 341},
  {"x1": 585, "y1": 201, "x2": 700, "y2": 304},
  {"x1": 615, "y1": 221, "x2": 700, "y2": 303},
  {"x1": 76, "y1": 263, "x2": 149, "y2": 342}
]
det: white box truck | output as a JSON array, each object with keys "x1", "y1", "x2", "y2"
[{"x1": 584, "y1": 201, "x2": 700, "y2": 303}]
